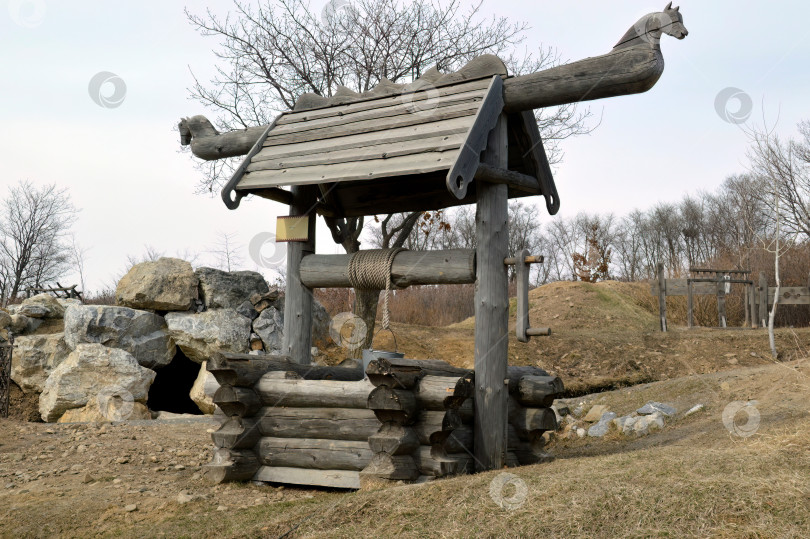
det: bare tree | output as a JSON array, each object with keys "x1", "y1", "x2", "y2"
[
  {"x1": 209, "y1": 231, "x2": 245, "y2": 272},
  {"x1": 187, "y1": 0, "x2": 596, "y2": 348},
  {"x1": 0, "y1": 181, "x2": 78, "y2": 305},
  {"x1": 69, "y1": 236, "x2": 89, "y2": 294}
]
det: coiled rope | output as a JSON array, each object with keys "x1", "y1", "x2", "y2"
[{"x1": 347, "y1": 248, "x2": 406, "y2": 331}]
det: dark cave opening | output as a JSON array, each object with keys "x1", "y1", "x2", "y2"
[{"x1": 147, "y1": 350, "x2": 203, "y2": 415}]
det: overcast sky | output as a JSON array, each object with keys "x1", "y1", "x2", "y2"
[{"x1": 2, "y1": 0, "x2": 809, "y2": 293}]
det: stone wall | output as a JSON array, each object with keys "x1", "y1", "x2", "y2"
[{"x1": 2, "y1": 258, "x2": 330, "y2": 423}]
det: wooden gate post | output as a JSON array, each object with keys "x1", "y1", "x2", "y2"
[
  {"x1": 750, "y1": 283, "x2": 759, "y2": 329},
  {"x1": 687, "y1": 279, "x2": 694, "y2": 329},
  {"x1": 758, "y1": 272, "x2": 768, "y2": 328},
  {"x1": 657, "y1": 263, "x2": 667, "y2": 332},
  {"x1": 474, "y1": 114, "x2": 509, "y2": 471},
  {"x1": 717, "y1": 272, "x2": 727, "y2": 328},
  {"x1": 282, "y1": 185, "x2": 318, "y2": 364}
]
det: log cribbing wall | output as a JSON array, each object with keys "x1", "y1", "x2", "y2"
[{"x1": 205, "y1": 353, "x2": 563, "y2": 488}]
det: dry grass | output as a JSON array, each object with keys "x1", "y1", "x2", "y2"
[{"x1": 44, "y1": 359, "x2": 808, "y2": 539}]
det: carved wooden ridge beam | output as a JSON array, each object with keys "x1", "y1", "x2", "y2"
[{"x1": 179, "y1": 5, "x2": 688, "y2": 162}]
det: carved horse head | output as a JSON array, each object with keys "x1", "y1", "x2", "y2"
[
  {"x1": 614, "y1": 3, "x2": 689, "y2": 50},
  {"x1": 178, "y1": 115, "x2": 219, "y2": 146}
]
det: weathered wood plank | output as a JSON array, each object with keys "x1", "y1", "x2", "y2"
[
  {"x1": 515, "y1": 375, "x2": 564, "y2": 407},
  {"x1": 368, "y1": 423, "x2": 420, "y2": 455},
  {"x1": 299, "y1": 249, "x2": 475, "y2": 289},
  {"x1": 415, "y1": 374, "x2": 475, "y2": 411},
  {"x1": 253, "y1": 466, "x2": 360, "y2": 489},
  {"x1": 650, "y1": 279, "x2": 719, "y2": 296},
  {"x1": 254, "y1": 377, "x2": 374, "y2": 408},
  {"x1": 277, "y1": 78, "x2": 492, "y2": 125},
  {"x1": 256, "y1": 407, "x2": 379, "y2": 441},
  {"x1": 768, "y1": 286, "x2": 810, "y2": 305},
  {"x1": 367, "y1": 386, "x2": 419, "y2": 425},
  {"x1": 254, "y1": 117, "x2": 472, "y2": 162},
  {"x1": 359, "y1": 454, "x2": 419, "y2": 481},
  {"x1": 270, "y1": 93, "x2": 483, "y2": 136},
  {"x1": 256, "y1": 437, "x2": 372, "y2": 471},
  {"x1": 250, "y1": 133, "x2": 465, "y2": 172},
  {"x1": 239, "y1": 150, "x2": 460, "y2": 190},
  {"x1": 413, "y1": 446, "x2": 473, "y2": 477},
  {"x1": 262, "y1": 101, "x2": 479, "y2": 147}
]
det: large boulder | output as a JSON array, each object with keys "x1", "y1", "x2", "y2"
[
  {"x1": 253, "y1": 306, "x2": 284, "y2": 353},
  {"x1": 64, "y1": 305, "x2": 175, "y2": 369},
  {"x1": 189, "y1": 361, "x2": 220, "y2": 414},
  {"x1": 0, "y1": 309, "x2": 11, "y2": 330},
  {"x1": 57, "y1": 400, "x2": 151, "y2": 423},
  {"x1": 39, "y1": 344, "x2": 156, "y2": 422},
  {"x1": 19, "y1": 294, "x2": 65, "y2": 319},
  {"x1": 196, "y1": 267, "x2": 269, "y2": 310},
  {"x1": 10, "y1": 314, "x2": 39, "y2": 334},
  {"x1": 164, "y1": 309, "x2": 251, "y2": 363},
  {"x1": 116, "y1": 257, "x2": 198, "y2": 311},
  {"x1": 11, "y1": 333, "x2": 71, "y2": 393}
]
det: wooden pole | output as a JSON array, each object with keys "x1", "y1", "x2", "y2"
[
  {"x1": 744, "y1": 283, "x2": 751, "y2": 327},
  {"x1": 717, "y1": 273, "x2": 727, "y2": 328},
  {"x1": 474, "y1": 113, "x2": 509, "y2": 471},
  {"x1": 759, "y1": 272, "x2": 768, "y2": 328},
  {"x1": 687, "y1": 279, "x2": 694, "y2": 329},
  {"x1": 657, "y1": 263, "x2": 667, "y2": 332},
  {"x1": 282, "y1": 185, "x2": 317, "y2": 364},
  {"x1": 750, "y1": 283, "x2": 759, "y2": 329}
]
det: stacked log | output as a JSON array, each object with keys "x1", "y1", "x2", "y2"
[
  {"x1": 205, "y1": 353, "x2": 373, "y2": 488},
  {"x1": 204, "y1": 353, "x2": 563, "y2": 488}
]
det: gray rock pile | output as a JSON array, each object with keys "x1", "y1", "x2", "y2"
[
  {"x1": 553, "y1": 399, "x2": 704, "y2": 439},
  {"x1": 7, "y1": 257, "x2": 331, "y2": 423}
]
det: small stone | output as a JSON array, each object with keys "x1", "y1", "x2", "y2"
[
  {"x1": 175, "y1": 464, "x2": 185, "y2": 471},
  {"x1": 176, "y1": 493, "x2": 194, "y2": 504},
  {"x1": 727, "y1": 357, "x2": 738, "y2": 365},
  {"x1": 124, "y1": 504, "x2": 137, "y2": 512},
  {"x1": 684, "y1": 404, "x2": 705, "y2": 417},
  {"x1": 216, "y1": 505, "x2": 227, "y2": 511},
  {"x1": 82, "y1": 474, "x2": 95, "y2": 484},
  {"x1": 583, "y1": 405, "x2": 610, "y2": 422},
  {"x1": 636, "y1": 402, "x2": 676, "y2": 417},
  {"x1": 587, "y1": 412, "x2": 617, "y2": 437},
  {"x1": 113, "y1": 478, "x2": 122, "y2": 484},
  {"x1": 576, "y1": 428, "x2": 586, "y2": 438},
  {"x1": 4, "y1": 483, "x2": 15, "y2": 489},
  {"x1": 117, "y1": 457, "x2": 129, "y2": 464},
  {"x1": 633, "y1": 417, "x2": 650, "y2": 436},
  {"x1": 648, "y1": 411, "x2": 665, "y2": 430}
]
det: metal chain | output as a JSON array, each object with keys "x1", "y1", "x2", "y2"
[{"x1": 347, "y1": 248, "x2": 406, "y2": 331}]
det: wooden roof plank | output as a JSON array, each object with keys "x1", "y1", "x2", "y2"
[
  {"x1": 252, "y1": 117, "x2": 472, "y2": 163},
  {"x1": 246, "y1": 133, "x2": 465, "y2": 172},
  {"x1": 262, "y1": 101, "x2": 480, "y2": 147},
  {"x1": 275, "y1": 77, "x2": 492, "y2": 126},
  {"x1": 237, "y1": 150, "x2": 460, "y2": 190}
]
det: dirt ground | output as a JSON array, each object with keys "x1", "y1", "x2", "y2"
[{"x1": 3, "y1": 279, "x2": 809, "y2": 537}]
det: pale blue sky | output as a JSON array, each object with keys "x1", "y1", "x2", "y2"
[{"x1": 2, "y1": 1, "x2": 809, "y2": 291}]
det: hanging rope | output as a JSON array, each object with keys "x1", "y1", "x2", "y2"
[{"x1": 348, "y1": 248, "x2": 407, "y2": 331}]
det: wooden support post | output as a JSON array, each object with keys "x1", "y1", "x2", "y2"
[
  {"x1": 759, "y1": 272, "x2": 768, "y2": 328},
  {"x1": 717, "y1": 273, "x2": 727, "y2": 328},
  {"x1": 687, "y1": 280, "x2": 694, "y2": 329},
  {"x1": 750, "y1": 284, "x2": 759, "y2": 329},
  {"x1": 657, "y1": 263, "x2": 667, "y2": 332},
  {"x1": 744, "y1": 283, "x2": 751, "y2": 327},
  {"x1": 474, "y1": 114, "x2": 509, "y2": 471},
  {"x1": 282, "y1": 185, "x2": 318, "y2": 364}
]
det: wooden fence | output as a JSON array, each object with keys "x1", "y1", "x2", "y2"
[{"x1": 652, "y1": 264, "x2": 810, "y2": 331}]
